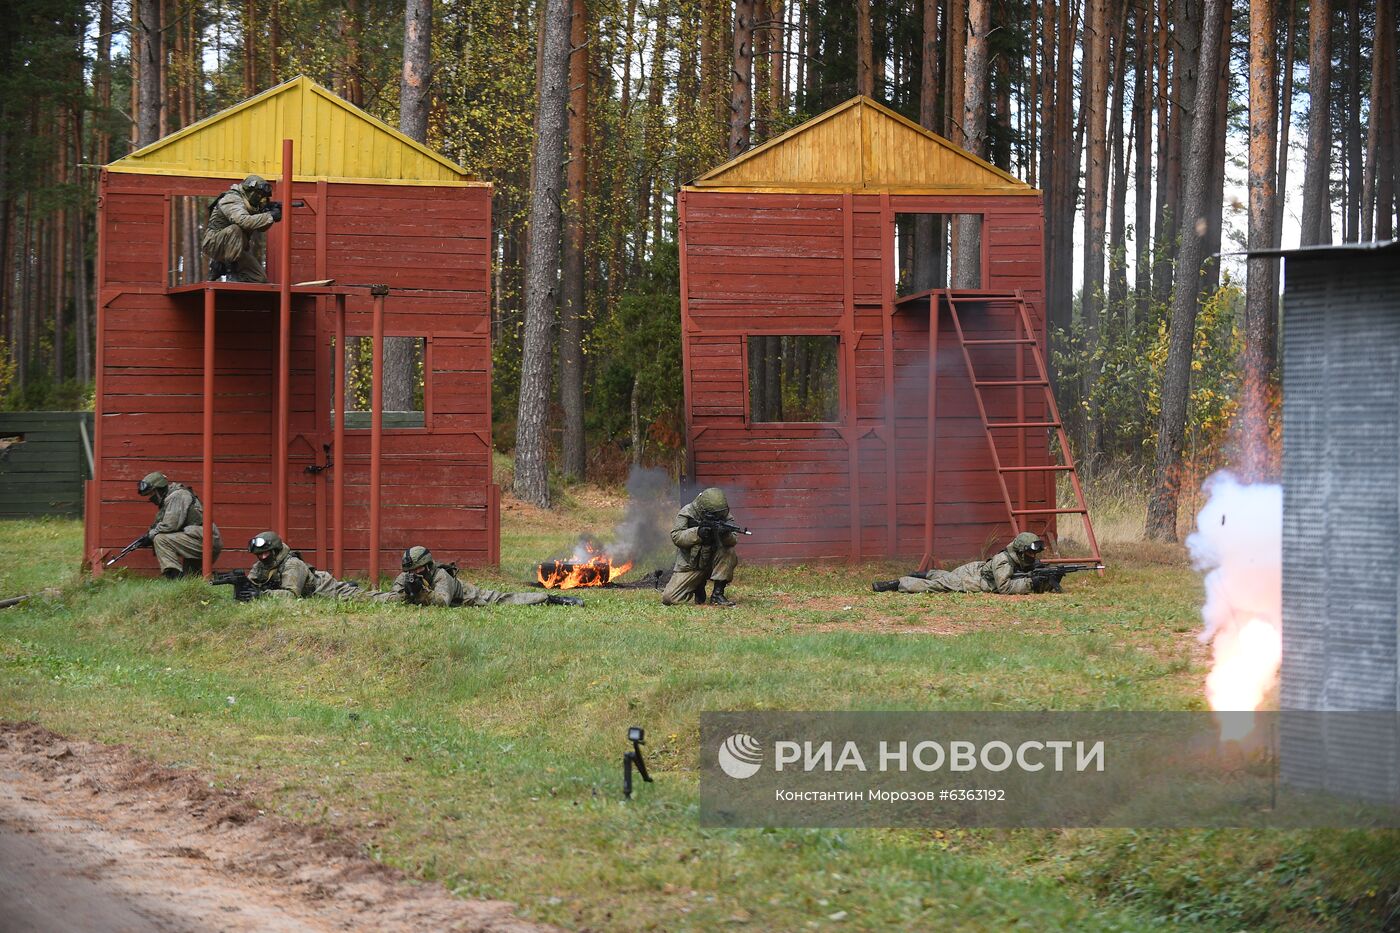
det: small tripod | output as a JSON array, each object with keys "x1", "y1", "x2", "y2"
[{"x1": 622, "y1": 726, "x2": 652, "y2": 799}]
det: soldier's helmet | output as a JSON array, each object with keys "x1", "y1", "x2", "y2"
[
  {"x1": 249, "y1": 531, "x2": 283, "y2": 557},
  {"x1": 402, "y1": 546, "x2": 434, "y2": 573},
  {"x1": 1009, "y1": 532, "x2": 1045, "y2": 555},
  {"x1": 695, "y1": 487, "x2": 729, "y2": 517},
  {"x1": 240, "y1": 174, "x2": 273, "y2": 206},
  {"x1": 137, "y1": 471, "x2": 169, "y2": 499}
]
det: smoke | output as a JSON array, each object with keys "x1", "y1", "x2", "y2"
[
  {"x1": 1185, "y1": 472, "x2": 1282, "y2": 733},
  {"x1": 556, "y1": 466, "x2": 697, "y2": 568}
]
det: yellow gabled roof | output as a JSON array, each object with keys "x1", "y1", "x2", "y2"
[
  {"x1": 109, "y1": 76, "x2": 483, "y2": 187},
  {"x1": 687, "y1": 96, "x2": 1036, "y2": 195}
]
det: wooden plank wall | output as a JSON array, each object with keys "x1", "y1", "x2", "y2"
[
  {"x1": 90, "y1": 171, "x2": 494, "y2": 576},
  {"x1": 0, "y1": 412, "x2": 93, "y2": 517},
  {"x1": 680, "y1": 189, "x2": 1051, "y2": 563}
]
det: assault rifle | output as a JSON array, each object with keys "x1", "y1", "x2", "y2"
[
  {"x1": 210, "y1": 569, "x2": 264, "y2": 602},
  {"x1": 104, "y1": 534, "x2": 152, "y2": 567},
  {"x1": 698, "y1": 514, "x2": 753, "y2": 542},
  {"x1": 1012, "y1": 561, "x2": 1104, "y2": 593}
]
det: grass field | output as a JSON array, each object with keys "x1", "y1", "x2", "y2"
[{"x1": 0, "y1": 499, "x2": 1396, "y2": 931}]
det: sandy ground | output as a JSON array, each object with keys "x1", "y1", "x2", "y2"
[{"x1": 0, "y1": 722, "x2": 555, "y2": 933}]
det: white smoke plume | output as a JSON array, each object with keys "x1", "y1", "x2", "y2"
[{"x1": 1185, "y1": 473, "x2": 1283, "y2": 730}]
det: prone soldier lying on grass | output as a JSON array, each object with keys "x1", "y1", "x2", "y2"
[
  {"x1": 388, "y1": 546, "x2": 583, "y2": 608},
  {"x1": 873, "y1": 532, "x2": 1058, "y2": 595},
  {"x1": 242, "y1": 531, "x2": 371, "y2": 600}
]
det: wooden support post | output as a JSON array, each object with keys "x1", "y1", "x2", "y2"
[
  {"x1": 842, "y1": 193, "x2": 861, "y2": 562},
  {"x1": 276, "y1": 139, "x2": 293, "y2": 535},
  {"x1": 369, "y1": 285, "x2": 388, "y2": 584},
  {"x1": 333, "y1": 293, "x2": 346, "y2": 579},
  {"x1": 201, "y1": 286, "x2": 215, "y2": 577},
  {"x1": 919, "y1": 296, "x2": 941, "y2": 572}
]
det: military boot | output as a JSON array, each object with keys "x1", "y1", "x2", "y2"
[
  {"x1": 708, "y1": 581, "x2": 735, "y2": 607},
  {"x1": 872, "y1": 579, "x2": 900, "y2": 592},
  {"x1": 162, "y1": 568, "x2": 181, "y2": 580}
]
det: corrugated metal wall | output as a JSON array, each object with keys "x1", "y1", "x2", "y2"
[
  {"x1": 0, "y1": 412, "x2": 94, "y2": 517},
  {"x1": 1280, "y1": 249, "x2": 1400, "y2": 805}
]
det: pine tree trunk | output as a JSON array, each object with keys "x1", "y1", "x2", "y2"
[
  {"x1": 1133, "y1": 0, "x2": 1151, "y2": 326},
  {"x1": 914, "y1": 0, "x2": 940, "y2": 291},
  {"x1": 243, "y1": 0, "x2": 256, "y2": 96},
  {"x1": 955, "y1": 0, "x2": 989, "y2": 290},
  {"x1": 1151, "y1": 0, "x2": 1170, "y2": 307},
  {"x1": 947, "y1": 0, "x2": 967, "y2": 143},
  {"x1": 1299, "y1": 0, "x2": 1332, "y2": 245},
  {"x1": 559, "y1": 0, "x2": 588, "y2": 481},
  {"x1": 1376, "y1": 0, "x2": 1395, "y2": 239},
  {"x1": 137, "y1": 0, "x2": 161, "y2": 146},
  {"x1": 857, "y1": 0, "x2": 874, "y2": 97},
  {"x1": 730, "y1": 0, "x2": 756, "y2": 155},
  {"x1": 400, "y1": 0, "x2": 433, "y2": 144},
  {"x1": 1242, "y1": 0, "x2": 1277, "y2": 481},
  {"x1": 1274, "y1": 0, "x2": 1295, "y2": 247},
  {"x1": 1108, "y1": 4, "x2": 1131, "y2": 314},
  {"x1": 1202, "y1": 5, "x2": 1229, "y2": 295},
  {"x1": 514, "y1": 0, "x2": 572, "y2": 507},
  {"x1": 1146, "y1": 0, "x2": 1225, "y2": 541},
  {"x1": 1344, "y1": 0, "x2": 1361, "y2": 241}
]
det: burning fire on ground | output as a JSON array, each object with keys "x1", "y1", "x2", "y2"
[
  {"x1": 537, "y1": 538, "x2": 633, "y2": 589},
  {"x1": 1186, "y1": 473, "x2": 1282, "y2": 740}
]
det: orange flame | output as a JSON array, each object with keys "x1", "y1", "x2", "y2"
[
  {"x1": 537, "y1": 540, "x2": 632, "y2": 588},
  {"x1": 1204, "y1": 617, "x2": 1282, "y2": 741}
]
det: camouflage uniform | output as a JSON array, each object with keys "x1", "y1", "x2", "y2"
[
  {"x1": 201, "y1": 175, "x2": 277, "y2": 283},
  {"x1": 387, "y1": 547, "x2": 550, "y2": 607},
  {"x1": 893, "y1": 532, "x2": 1043, "y2": 595},
  {"x1": 143, "y1": 472, "x2": 221, "y2": 575},
  {"x1": 247, "y1": 532, "x2": 367, "y2": 600},
  {"x1": 661, "y1": 488, "x2": 740, "y2": 606}
]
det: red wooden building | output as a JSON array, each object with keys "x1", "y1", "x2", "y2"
[
  {"x1": 679, "y1": 97, "x2": 1097, "y2": 566},
  {"x1": 86, "y1": 77, "x2": 498, "y2": 578}
]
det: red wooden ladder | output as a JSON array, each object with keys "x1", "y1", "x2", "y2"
[{"x1": 943, "y1": 291, "x2": 1103, "y2": 567}]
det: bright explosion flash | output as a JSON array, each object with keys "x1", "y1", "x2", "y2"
[{"x1": 1186, "y1": 473, "x2": 1282, "y2": 742}]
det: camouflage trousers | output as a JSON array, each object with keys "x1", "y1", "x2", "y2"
[
  {"x1": 201, "y1": 225, "x2": 266, "y2": 283},
  {"x1": 661, "y1": 546, "x2": 738, "y2": 606},
  {"x1": 895, "y1": 561, "x2": 988, "y2": 594},
  {"x1": 152, "y1": 528, "x2": 222, "y2": 574}
]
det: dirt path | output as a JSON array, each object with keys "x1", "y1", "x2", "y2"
[{"x1": 0, "y1": 722, "x2": 555, "y2": 933}]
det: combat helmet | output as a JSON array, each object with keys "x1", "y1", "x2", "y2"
[
  {"x1": 695, "y1": 487, "x2": 729, "y2": 517},
  {"x1": 249, "y1": 531, "x2": 284, "y2": 558},
  {"x1": 137, "y1": 471, "x2": 169, "y2": 500},
  {"x1": 240, "y1": 174, "x2": 273, "y2": 208},
  {"x1": 402, "y1": 545, "x2": 434, "y2": 574},
  {"x1": 1009, "y1": 532, "x2": 1045, "y2": 557}
]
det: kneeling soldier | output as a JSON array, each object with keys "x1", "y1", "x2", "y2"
[
  {"x1": 392, "y1": 546, "x2": 582, "y2": 607},
  {"x1": 201, "y1": 174, "x2": 280, "y2": 282},
  {"x1": 873, "y1": 532, "x2": 1048, "y2": 595},
  {"x1": 139, "y1": 471, "x2": 221, "y2": 578},
  {"x1": 661, "y1": 487, "x2": 740, "y2": 607},
  {"x1": 247, "y1": 531, "x2": 368, "y2": 599}
]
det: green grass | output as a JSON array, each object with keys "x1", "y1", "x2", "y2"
[{"x1": 0, "y1": 513, "x2": 1395, "y2": 931}]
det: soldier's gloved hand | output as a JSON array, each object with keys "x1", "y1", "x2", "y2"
[
  {"x1": 234, "y1": 584, "x2": 259, "y2": 603},
  {"x1": 546, "y1": 594, "x2": 584, "y2": 607},
  {"x1": 136, "y1": 534, "x2": 153, "y2": 548},
  {"x1": 696, "y1": 523, "x2": 717, "y2": 545},
  {"x1": 268, "y1": 201, "x2": 283, "y2": 222}
]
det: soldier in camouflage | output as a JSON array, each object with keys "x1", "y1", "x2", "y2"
[
  {"x1": 873, "y1": 532, "x2": 1048, "y2": 595},
  {"x1": 661, "y1": 487, "x2": 740, "y2": 607},
  {"x1": 139, "y1": 471, "x2": 221, "y2": 577},
  {"x1": 246, "y1": 531, "x2": 369, "y2": 599},
  {"x1": 201, "y1": 174, "x2": 280, "y2": 283},
  {"x1": 390, "y1": 546, "x2": 582, "y2": 607}
]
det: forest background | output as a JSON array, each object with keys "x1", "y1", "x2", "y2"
[{"x1": 2, "y1": 0, "x2": 1395, "y2": 539}]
